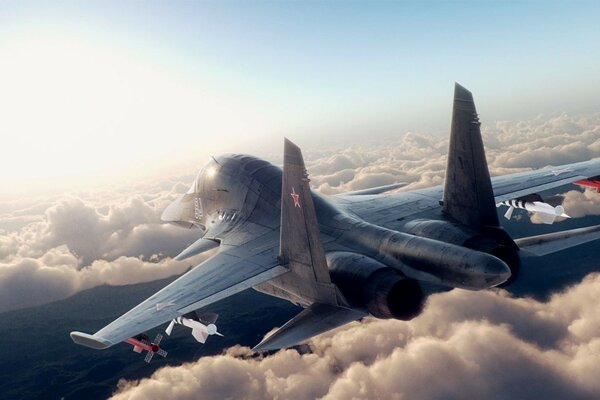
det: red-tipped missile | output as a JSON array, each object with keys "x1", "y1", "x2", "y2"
[{"x1": 124, "y1": 333, "x2": 167, "y2": 362}]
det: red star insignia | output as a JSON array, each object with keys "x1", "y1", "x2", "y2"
[{"x1": 290, "y1": 187, "x2": 301, "y2": 208}]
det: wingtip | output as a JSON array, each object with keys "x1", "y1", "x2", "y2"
[{"x1": 70, "y1": 331, "x2": 113, "y2": 350}]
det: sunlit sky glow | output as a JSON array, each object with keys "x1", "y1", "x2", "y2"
[{"x1": 1, "y1": 1, "x2": 600, "y2": 192}]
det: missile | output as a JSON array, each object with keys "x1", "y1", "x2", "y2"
[
  {"x1": 165, "y1": 312, "x2": 223, "y2": 343},
  {"x1": 124, "y1": 333, "x2": 168, "y2": 363},
  {"x1": 497, "y1": 196, "x2": 569, "y2": 224}
]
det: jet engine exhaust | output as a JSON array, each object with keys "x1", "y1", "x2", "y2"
[
  {"x1": 328, "y1": 252, "x2": 425, "y2": 320},
  {"x1": 363, "y1": 269, "x2": 425, "y2": 320}
]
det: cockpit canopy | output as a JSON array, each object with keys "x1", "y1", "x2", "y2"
[
  {"x1": 161, "y1": 155, "x2": 280, "y2": 233},
  {"x1": 161, "y1": 157, "x2": 225, "y2": 230}
]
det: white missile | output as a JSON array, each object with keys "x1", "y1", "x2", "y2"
[
  {"x1": 165, "y1": 314, "x2": 223, "y2": 343},
  {"x1": 497, "y1": 199, "x2": 570, "y2": 224}
]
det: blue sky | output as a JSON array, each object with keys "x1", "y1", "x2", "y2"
[{"x1": 1, "y1": 1, "x2": 599, "y2": 188}]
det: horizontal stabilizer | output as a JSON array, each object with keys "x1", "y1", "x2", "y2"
[
  {"x1": 252, "y1": 303, "x2": 365, "y2": 352},
  {"x1": 516, "y1": 224, "x2": 600, "y2": 256},
  {"x1": 340, "y1": 182, "x2": 408, "y2": 196},
  {"x1": 174, "y1": 238, "x2": 219, "y2": 261}
]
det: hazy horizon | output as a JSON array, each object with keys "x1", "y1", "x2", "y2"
[{"x1": 2, "y1": 1, "x2": 600, "y2": 192}]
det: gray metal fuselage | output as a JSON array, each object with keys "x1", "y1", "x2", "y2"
[{"x1": 192, "y1": 154, "x2": 510, "y2": 312}]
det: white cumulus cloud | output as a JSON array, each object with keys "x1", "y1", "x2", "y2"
[
  {"x1": 0, "y1": 175, "x2": 206, "y2": 312},
  {"x1": 308, "y1": 113, "x2": 600, "y2": 195},
  {"x1": 111, "y1": 273, "x2": 600, "y2": 400}
]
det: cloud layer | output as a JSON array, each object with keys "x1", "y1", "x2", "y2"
[
  {"x1": 307, "y1": 113, "x2": 600, "y2": 194},
  {"x1": 0, "y1": 176, "x2": 203, "y2": 312},
  {"x1": 562, "y1": 188, "x2": 600, "y2": 218},
  {"x1": 111, "y1": 273, "x2": 600, "y2": 400}
]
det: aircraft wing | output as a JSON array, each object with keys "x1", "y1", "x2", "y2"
[
  {"x1": 70, "y1": 230, "x2": 286, "y2": 350},
  {"x1": 344, "y1": 159, "x2": 600, "y2": 228},
  {"x1": 491, "y1": 159, "x2": 600, "y2": 203}
]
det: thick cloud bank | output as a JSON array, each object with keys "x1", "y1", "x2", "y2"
[
  {"x1": 112, "y1": 273, "x2": 600, "y2": 400},
  {"x1": 307, "y1": 113, "x2": 600, "y2": 194},
  {"x1": 0, "y1": 178, "x2": 202, "y2": 312},
  {"x1": 562, "y1": 189, "x2": 600, "y2": 218}
]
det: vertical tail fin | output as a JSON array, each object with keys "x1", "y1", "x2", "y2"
[
  {"x1": 442, "y1": 83, "x2": 499, "y2": 230},
  {"x1": 278, "y1": 138, "x2": 339, "y2": 305}
]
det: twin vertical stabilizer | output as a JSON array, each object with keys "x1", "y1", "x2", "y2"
[
  {"x1": 252, "y1": 139, "x2": 365, "y2": 351},
  {"x1": 278, "y1": 138, "x2": 340, "y2": 305},
  {"x1": 442, "y1": 83, "x2": 499, "y2": 230}
]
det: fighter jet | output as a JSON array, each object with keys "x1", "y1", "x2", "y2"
[{"x1": 71, "y1": 84, "x2": 600, "y2": 354}]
